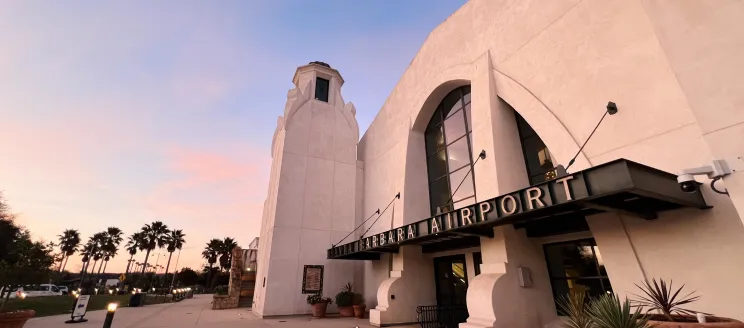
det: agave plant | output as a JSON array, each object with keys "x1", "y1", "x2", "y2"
[
  {"x1": 633, "y1": 278, "x2": 704, "y2": 322},
  {"x1": 589, "y1": 294, "x2": 649, "y2": 328},
  {"x1": 557, "y1": 291, "x2": 593, "y2": 328}
]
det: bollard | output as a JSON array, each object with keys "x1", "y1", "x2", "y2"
[{"x1": 102, "y1": 303, "x2": 117, "y2": 328}]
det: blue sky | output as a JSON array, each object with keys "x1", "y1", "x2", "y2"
[{"x1": 0, "y1": 0, "x2": 466, "y2": 272}]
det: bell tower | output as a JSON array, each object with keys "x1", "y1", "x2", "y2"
[{"x1": 254, "y1": 62, "x2": 360, "y2": 316}]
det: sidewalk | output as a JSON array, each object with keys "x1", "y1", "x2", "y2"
[{"x1": 24, "y1": 294, "x2": 406, "y2": 328}]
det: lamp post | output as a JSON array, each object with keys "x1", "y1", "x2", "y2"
[{"x1": 102, "y1": 303, "x2": 117, "y2": 328}]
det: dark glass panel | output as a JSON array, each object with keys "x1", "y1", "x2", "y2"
[
  {"x1": 441, "y1": 90, "x2": 463, "y2": 118},
  {"x1": 462, "y1": 86, "x2": 471, "y2": 105},
  {"x1": 444, "y1": 108, "x2": 466, "y2": 142},
  {"x1": 473, "y1": 252, "x2": 482, "y2": 276},
  {"x1": 544, "y1": 241, "x2": 600, "y2": 278},
  {"x1": 464, "y1": 103, "x2": 472, "y2": 132},
  {"x1": 429, "y1": 177, "x2": 450, "y2": 215},
  {"x1": 447, "y1": 137, "x2": 471, "y2": 170},
  {"x1": 515, "y1": 111, "x2": 537, "y2": 138},
  {"x1": 449, "y1": 166, "x2": 475, "y2": 201},
  {"x1": 427, "y1": 149, "x2": 448, "y2": 181},
  {"x1": 427, "y1": 108, "x2": 443, "y2": 130},
  {"x1": 315, "y1": 77, "x2": 329, "y2": 102},
  {"x1": 425, "y1": 126, "x2": 445, "y2": 156},
  {"x1": 521, "y1": 135, "x2": 553, "y2": 179}
]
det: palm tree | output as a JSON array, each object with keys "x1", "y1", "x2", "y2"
[
  {"x1": 202, "y1": 239, "x2": 221, "y2": 287},
  {"x1": 100, "y1": 227, "x2": 123, "y2": 275},
  {"x1": 80, "y1": 242, "x2": 95, "y2": 275},
  {"x1": 124, "y1": 232, "x2": 143, "y2": 276},
  {"x1": 219, "y1": 237, "x2": 238, "y2": 272},
  {"x1": 139, "y1": 221, "x2": 169, "y2": 275},
  {"x1": 163, "y1": 229, "x2": 186, "y2": 281},
  {"x1": 57, "y1": 229, "x2": 81, "y2": 272},
  {"x1": 85, "y1": 233, "x2": 106, "y2": 274}
]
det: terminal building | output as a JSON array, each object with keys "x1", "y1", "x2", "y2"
[{"x1": 252, "y1": 1, "x2": 744, "y2": 327}]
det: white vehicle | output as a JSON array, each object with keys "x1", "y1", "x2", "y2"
[
  {"x1": 0, "y1": 284, "x2": 64, "y2": 298},
  {"x1": 58, "y1": 286, "x2": 69, "y2": 295}
]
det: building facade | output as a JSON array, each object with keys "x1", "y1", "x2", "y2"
[{"x1": 254, "y1": 1, "x2": 744, "y2": 327}]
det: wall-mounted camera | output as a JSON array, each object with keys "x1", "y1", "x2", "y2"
[{"x1": 677, "y1": 157, "x2": 743, "y2": 195}]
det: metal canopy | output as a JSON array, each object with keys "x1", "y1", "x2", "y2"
[{"x1": 327, "y1": 159, "x2": 709, "y2": 261}]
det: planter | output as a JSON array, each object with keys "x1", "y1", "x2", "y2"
[
  {"x1": 311, "y1": 302, "x2": 329, "y2": 318},
  {"x1": 338, "y1": 306, "x2": 354, "y2": 317},
  {"x1": 647, "y1": 314, "x2": 744, "y2": 328},
  {"x1": 0, "y1": 310, "x2": 35, "y2": 328},
  {"x1": 353, "y1": 304, "x2": 366, "y2": 319}
]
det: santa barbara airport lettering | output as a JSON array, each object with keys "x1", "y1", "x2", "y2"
[{"x1": 329, "y1": 174, "x2": 589, "y2": 258}]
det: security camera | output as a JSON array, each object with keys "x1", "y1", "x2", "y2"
[
  {"x1": 676, "y1": 174, "x2": 699, "y2": 193},
  {"x1": 677, "y1": 158, "x2": 743, "y2": 195}
]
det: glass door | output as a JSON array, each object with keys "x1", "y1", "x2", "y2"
[{"x1": 433, "y1": 255, "x2": 468, "y2": 306}]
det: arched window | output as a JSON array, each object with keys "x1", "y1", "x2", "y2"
[{"x1": 425, "y1": 86, "x2": 475, "y2": 215}]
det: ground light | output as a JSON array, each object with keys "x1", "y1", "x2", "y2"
[{"x1": 102, "y1": 303, "x2": 118, "y2": 328}]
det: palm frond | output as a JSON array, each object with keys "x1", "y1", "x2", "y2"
[
  {"x1": 632, "y1": 278, "x2": 704, "y2": 321},
  {"x1": 589, "y1": 294, "x2": 649, "y2": 328},
  {"x1": 557, "y1": 291, "x2": 593, "y2": 328}
]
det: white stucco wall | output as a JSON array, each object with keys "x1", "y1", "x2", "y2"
[{"x1": 354, "y1": 0, "x2": 744, "y2": 325}]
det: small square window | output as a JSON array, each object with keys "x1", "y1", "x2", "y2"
[{"x1": 315, "y1": 77, "x2": 329, "y2": 102}]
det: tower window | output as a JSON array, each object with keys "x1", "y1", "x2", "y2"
[{"x1": 315, "y1": 77, "x2": 329, "y2": 102}]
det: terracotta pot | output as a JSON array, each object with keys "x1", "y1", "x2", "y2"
[
  {"x1": 339, "y1": 306, "x2": 354, "y2": 317},
  {"x1": 353, "y1": 304, "x2": 366, "y2": 319},
  {"x1": 647, "y1": 314, "x2": 744, "y2": 328},
  {"x1": 0, "y1": 310, "x2": 35, "y2": 328},
  {"x1": 311, "y1": 302, "x2": 329, "y2": 318}
]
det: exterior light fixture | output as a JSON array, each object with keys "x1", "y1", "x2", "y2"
[
  {"x1": 108, "y1": 290, "x2": 113, "y2": 295},
  {"x1": 19, "y1": 292, "x2": 27, "y2": 299},
  {"x1": 103, "y1": 303, "x2": 118, "y2": 328}
]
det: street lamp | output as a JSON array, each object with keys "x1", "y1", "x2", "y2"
[{"x1": 102, "y1": 303, "x2": 118, "y2": 328}]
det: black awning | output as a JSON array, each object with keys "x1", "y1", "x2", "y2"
[{"x1": 328, "y1": 159, "x2": 708, "y2": 260}]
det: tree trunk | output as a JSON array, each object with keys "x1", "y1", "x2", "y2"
[
  {"x1": 141, "y1": 249, "x2": 152, "y2": 275},
  {"x1": 125, "y1": 254, "x2": 134, "y2": 275},
  {"x1": 90, "y1": 259, "x2": 98, "y2": 274},
  {"x1": 206, "y1": 264, "x2": 213, "y2": 288},
  {"x1": 102, "y1": 260, "x2": 109, "y2": 275},
  {"x1": 58, "y1": 255, "x2": 66, "y2": 272},
  {"x1": 61, "y1": 256, "x2": 70, "y2": 272},
  {"x1": 163, "y1": 251, "x2": 173, "y2": 285}
]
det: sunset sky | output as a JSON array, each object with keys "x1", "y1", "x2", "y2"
[{"x1": 0, "y1": 1, "x2": 465, "y2": 274}]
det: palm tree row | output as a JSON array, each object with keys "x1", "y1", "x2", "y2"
[{"x1": 56, "y1": 221, "x2": 186, "y2": 284}]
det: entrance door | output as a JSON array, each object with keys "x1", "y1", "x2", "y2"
[{"x1": 433, "y1": 255, "x2": 468, "y2": 306}]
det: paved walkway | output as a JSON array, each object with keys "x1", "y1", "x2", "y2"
[{"x1": 26, "y1": 295, "x2": 409, "y2": 328}]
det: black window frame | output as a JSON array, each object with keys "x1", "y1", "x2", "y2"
[
  {"x1": 542, "y1": 238, "x2": 612, "y2": 315},
  {"x1": 424, "y1": 86, "x2": 476, "y2": 216},
  {"x1": 315, "y1": 77, "x2": 330, "y2": 102}
]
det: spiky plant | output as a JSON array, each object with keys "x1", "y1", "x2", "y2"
[
  {"x1": 588, "y1": 294, "x2": 649, "y2": 328},
  {"x1": 557, "y1": 291, "x2": 593, "y2": 328},
  {"x1": 633, "y1": 278, "x2": 703, "y2": 322}
]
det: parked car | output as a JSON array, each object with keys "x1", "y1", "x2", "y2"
[
  {"x1": 58, "y1": 286, "x2": 69, "y2": 295},
  {"x1": 0, "y1": 286, "x2": 23, "y2": 299}
]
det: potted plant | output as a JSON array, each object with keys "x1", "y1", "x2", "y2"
[
  {"x1": 335, "y1": 283, "x2": 355, "y2": 317},
  {"x1": 307, "y1": 293, "x2": 332, "y2": 318},
  {"x1": 634, "y1": 278, "x2": 744, "y2": 327},
  {"x1": 353, "y1": 292, "x2": 366, "y2": 319},
  {"x1": 556, "y1": 291, "x2": 592, "y2": 328},
  {"x1": 588, "y1": 293, "x2": 650, "y2": 328}
]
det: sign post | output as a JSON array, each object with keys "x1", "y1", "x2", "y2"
[{"x1": 64, "y1": 295, "x2": 91, "y2": 324}]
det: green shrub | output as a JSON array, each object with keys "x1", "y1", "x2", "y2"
[
  {"x1": 557, "y1": 291, "x2": 592, "y2": 328},
  {"x1": 306, "y1": 293, "x2": 332, "y2": 305},
  {"x1": 335, "y1": 282, "x2": 355, "y2": 307}
]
